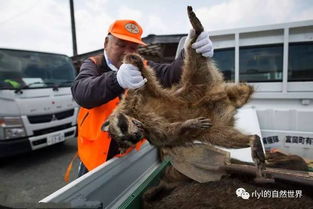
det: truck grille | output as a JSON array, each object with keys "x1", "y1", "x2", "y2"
[
  {"x1": 33, "y1": 123, "x2": 72, "y2": 136},
  {"x1": 27, "y1": 109, "x2": 74, "y2": 124}
]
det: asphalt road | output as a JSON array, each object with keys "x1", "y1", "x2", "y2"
[{"x1": 0, "y1": 137, "x2": 80, "y2": 208}]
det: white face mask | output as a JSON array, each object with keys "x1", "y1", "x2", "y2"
[{"x1": 103, "y1": 49, "x2": 119, "y2": 72}]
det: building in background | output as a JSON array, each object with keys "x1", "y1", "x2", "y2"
[{"x1": 71, "y1": 34, "x2": 186, "y2": 73}]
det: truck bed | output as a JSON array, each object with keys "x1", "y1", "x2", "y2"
[{"x1": 40, "y1": 143, "x2": 160, "y2": 208}]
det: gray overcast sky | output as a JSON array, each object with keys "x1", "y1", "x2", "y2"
[{"x1": 1, "y1": 0, "x2": 313, "y2": 56}]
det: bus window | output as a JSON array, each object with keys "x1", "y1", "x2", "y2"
[
  {"x1": 214, "y1": 48, "x2": 235, "y2": 81},
  {"x1": 239, "y1": 44, "x2": 283, "y2": 82},
  {"x1": 288, "y1": 42, "x2": 313, "y2": 82}
]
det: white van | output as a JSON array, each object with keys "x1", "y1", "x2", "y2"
[{"x1": 0, "y1": 48, "x2": 78, "y2": 158}]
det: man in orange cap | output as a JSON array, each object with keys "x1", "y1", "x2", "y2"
[{"x1": 71, "y1": 19, "x2": 214, "y2": 176}]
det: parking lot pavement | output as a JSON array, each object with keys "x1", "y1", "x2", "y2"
[{"x1": 0, "y1": 137, "x2": 80, "y2": 208}]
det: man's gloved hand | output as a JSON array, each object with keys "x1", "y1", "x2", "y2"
[
  {"x1": 116, "y1": 64, "x2": 147, "y2": 89},
  {"x1": 185, "y1": 29, "x2": 214, "y2": 58}
]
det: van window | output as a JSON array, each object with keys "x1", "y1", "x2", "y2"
[
  {"x1": 288, "y1": 42, "x2": 313, "y2": 82},
  {"x1": 0, "y1": 49, "x2": 75, "y2": 89},
  {"x1": 214, "y1": 48, "x2": 235, "y2": 81},
  {"x1": 239, "y1": 44, "x2": 283, "y2": 82}
]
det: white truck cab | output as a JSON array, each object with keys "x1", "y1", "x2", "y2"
[{"x1": 0, "y1": 48, "x2": 78, "y2": 157}]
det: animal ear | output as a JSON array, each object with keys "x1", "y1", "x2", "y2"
[
  {"x1": 101, "y1": 120, "x2": 110, "y2": 132},
  {"x1": 132, "y1": 118, "x2": 143, "y2": 128}
]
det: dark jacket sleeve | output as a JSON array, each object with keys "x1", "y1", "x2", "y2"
[
  {"x1": 147, "y1": 50, "x2": 185, "y2": 88},
  {"x1": 72, "y1": 50, "x2": 185, "y2": 109},
  {"x1": 71, "y1": 59, "x2": 124, "y2": 109}
]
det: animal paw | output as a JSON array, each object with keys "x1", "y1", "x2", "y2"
[{"x1": 183, "y1": 117, "x2": 212, "y2": 130}]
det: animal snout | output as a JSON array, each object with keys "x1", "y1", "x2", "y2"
[
  {"x1": 121, "y1": 131, "x2": 143, "y2": 144},
  {"x1": 134, "y1": 131, "x2": 143, "y2": 140}
]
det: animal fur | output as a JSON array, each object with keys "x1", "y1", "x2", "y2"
[
  {"x1": 265, "y1": 151, "x2": 309, "y2": 171},
  {"x1": 101, "y1": 6, "x2": 311, "y2": 209},
  {"x1": 142, "y1": 173, "x2": 313, "y2": 209},
  {"x1": 102, "y1": 6, "x2": 258, "y2": 153},
  {"x1": 230, "y1": 151, "x2": 308, "y2": 171},
  {"x1": 142, "y1": 151, "x2": 309, "y2": 209}
]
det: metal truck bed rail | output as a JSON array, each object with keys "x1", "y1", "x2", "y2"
[{"x1": 40, "y1": 142, "x2": 160, "y2": 209}]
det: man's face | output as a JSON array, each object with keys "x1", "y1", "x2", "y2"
[{"x1": 105, "y1": 35, "x2": 139, "y2": 68}]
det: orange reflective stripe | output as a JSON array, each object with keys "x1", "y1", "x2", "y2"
[
  {"x1": 114, "y1": 139, "x2": 147, "y2": 158},
  {"x1": 64, "y1": 152, "x2": 78, "y2": 183},
  {"x1": 135, "y1": 138, "x2": 146, "y2": 151}
]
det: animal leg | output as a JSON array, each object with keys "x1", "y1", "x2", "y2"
[
  {"x1": 181, "y1": 7, "x2": 212, "y2": 88},
  {"x1": 164, "y1": 117, "x2": 212, "y2": 145},
  {"x1": 265, "y1": 151, "x2": 308, "y2": 171},
  {"x1": 177, "y1": 6, "x2": 224, "y2": 101},
  {"x1": 143, "y1": 115, "x2": 211, "y2": 147},
  {"x1": 199, "y1": 126, "x2": 254, "y2": 148},
  {"x1": 177, "y1": 117, "x2": 212, "y2": 134},
  {"x1": 250, "y1": 135, "x2": 266, "y2": 177},
  {"x1": 225, "y1": 83, "x2": 254, "y2": 108},
  {"x1": 123, "y1": 53, "x2": 170, "y2": 99}
]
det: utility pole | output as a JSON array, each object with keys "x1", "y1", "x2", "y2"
[{"x1": 70, "y1": 0, "x2": 77, "y2": 56}]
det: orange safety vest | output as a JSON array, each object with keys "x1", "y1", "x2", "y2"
[{"x1": 77, "y1": 55, "x2": 146, "y2": 171}]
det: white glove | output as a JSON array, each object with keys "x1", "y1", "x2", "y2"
[
  {"x1": 116, "y1": 64, "x2": 147, "y2": 89},
  {"x1": 186, "y1": 29, "x2": 214, "y2": 58}
]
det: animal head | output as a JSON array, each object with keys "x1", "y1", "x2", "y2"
[{"x1": 101, "y1": 112, "x2": 145, "y2": 153}]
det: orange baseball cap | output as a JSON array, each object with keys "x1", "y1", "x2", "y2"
[{"x1": 108, "y1": 19, "x2": 147, "y2": 46}]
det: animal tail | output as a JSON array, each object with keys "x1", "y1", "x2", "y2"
[{"x1": 187, "y1": 6, "x2": 204, "y2": 36}]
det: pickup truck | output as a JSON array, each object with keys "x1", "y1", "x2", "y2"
[{"x1": 41, "y1": 20, "x2": 313, "y2": 208}]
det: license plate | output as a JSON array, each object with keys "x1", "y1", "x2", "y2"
[{"x1": 47, "y1": 133, "x2": 65, "y2": 145}]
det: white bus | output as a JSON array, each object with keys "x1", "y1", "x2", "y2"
[{"x1": 201, "y1": 20, "x2": 313, "y2": 159}]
